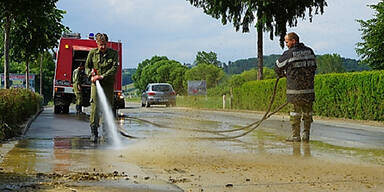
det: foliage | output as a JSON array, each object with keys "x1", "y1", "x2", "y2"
[
  {"x1": 11, "y1": 0, "x2": 67, "y2": 62},
  {"x1": 0, "y1": 88, "x2": 42, "y2": 140},
  {"x1": 184, "y1": 63, "x2": 224, "y2": 88},
  {"x1": 188, "y1": 0, "x2": 327, "y2": 79},
  {"x1": 188, "y1": 0, "x2": 326, "y2": 47},
  {"x1": 132, "y1": 56, "x2": 188, "y2": 94},
  {"x1": 29, "y1": 52, "x2": 56, "y2": 103},
  {"x1": 0, "y1": 51, "x2": 55, "y2": 104},
  {"x1": 223, "y1": 55, "x2": 369, "y2": 75},
  {"x1": 0, "y1": 0, "x2": 67, "y2": 90},
  {"x1": 316, "y1": 54, "x2": 344, "y2": 74},
  {"x1": 356, "y1": 2, "x2": 384, "y2": 69},
  {"x1": 132, "y1": 56, "x2": 168, "y2": 91},
  {"x1": 342, "y1": 58, "x2": 370, "y2": 72},
  {"x1": 122, "y1": 68, "x2": 136, "y2": 86},
  {"x1": 194, "y1": 51, "x2": 221, "y2": 67},
  {"x1": 232, "y1": 71, "x2": 384, "y2": 121}
]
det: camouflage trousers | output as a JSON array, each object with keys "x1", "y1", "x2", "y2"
[{"x1": 289, "y1": 102, "x2": 313, "y2": 138}]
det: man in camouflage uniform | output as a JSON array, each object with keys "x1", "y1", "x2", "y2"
[
  {"x1": 85, "y1": 33, "x2": 118, "y2": 142},
  {"x1": 72, "y1": 62, "x2": 86, "y2": 115},
  {"x1": 275, "y1": 32, "x2": 317, "y2": 142}
]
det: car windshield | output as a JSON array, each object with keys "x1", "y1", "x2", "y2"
[{"x1": 152, "y1": 85, "x2": 171, "y2": 92}]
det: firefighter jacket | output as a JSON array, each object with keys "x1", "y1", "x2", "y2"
[
  {"x1": 85, "y1": 47, "x2": 118, "y2": 105},
  {"x1": 72, "y1": 67, "x2": 86, "y2": 94},
  {"x1": 275, "y1": 43, "x2": 317, "y2": 104}
]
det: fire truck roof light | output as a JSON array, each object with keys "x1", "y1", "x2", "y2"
[
  {"x1": 89, "y1": 33, "x2": 95, "y2": 40},
  {"x1": 65, "y1": 44, "x2": 69, "y2": 49}
]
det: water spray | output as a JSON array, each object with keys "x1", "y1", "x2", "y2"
[{"x1": 95, "y1": 79, "x2": 122, "y2": 147}]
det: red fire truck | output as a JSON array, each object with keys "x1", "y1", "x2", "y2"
[{"x1": 53, "y1": 33, "x2": 124, "y2": 114}]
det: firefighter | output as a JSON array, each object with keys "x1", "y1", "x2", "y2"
[
  {"x1": 85, "y1": 33, "x2": 118, "y2": 143},
  {"x1": 72, "y1": 62, "x2": 86, "y2": 115},
  {"x1": 275, "y1": 32, "x2": 317, "y2": 142}
]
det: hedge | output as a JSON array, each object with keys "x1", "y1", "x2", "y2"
[
  {"x1": 233, "y1": 70, "x2": 384, "y2": 121},
  {"x1": 0, "y1": 88, "x2": 42, "y2": 140}
]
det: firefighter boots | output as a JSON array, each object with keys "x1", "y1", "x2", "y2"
[
  {"x1": 90, "y1": 125, "x2": 98, "y2": 143},
  {"x1": 302, "y1": 121, "x2": 311, "y2": 142},
  {"x1": 76, "y1": 105, "x2": 82, "y2": 115},
  {"x1": 287, "y1": 114, "x2": 301, "y2": 142}
]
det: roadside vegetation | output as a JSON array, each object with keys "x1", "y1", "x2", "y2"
[
  {"x1": 0, "y1": 1, "x2": 67, "y2": 140},
  {"x1": 0, "y1": 89, "x2": 42, "y2": 140}
]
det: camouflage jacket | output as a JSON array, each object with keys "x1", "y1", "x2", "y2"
[
  {"x1": 72, "y1": 67, "x2": 86, "y2": 88},
  {"x1": 275, "y1": 43, "x2": 317, "y2": 103},
  {"x1": 85, "y1": 48, "x2": 118, "y2": 86}
]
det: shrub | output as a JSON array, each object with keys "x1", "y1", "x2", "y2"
[
  {"x1": 0, "y1": 88, "x2": 42, "y2": 140},
  {"x1": 233, "y1": 70, "x2": 384, "y2": 121}
]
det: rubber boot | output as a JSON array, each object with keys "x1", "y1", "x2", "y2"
[
  {"x1": 90, "y1": 125, "x2": 98, "y2": 143},
  {"x1": 76, "y1": 105, "x2": 81, "y2": 115},
  {"x1": 286, "y1": 118, "x2": 301, "y2": 142},
  {"x1": 302, "y1": 121, "x2": 311, "y2": 142}
]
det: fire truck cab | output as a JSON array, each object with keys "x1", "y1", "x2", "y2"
[{"x1": 53, "y1": 33, "x2": 125, "y2": 114}]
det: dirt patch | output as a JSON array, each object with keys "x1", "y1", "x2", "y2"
[{"x1": 119, "y1": 131, "x2": 384, "y2": 192}]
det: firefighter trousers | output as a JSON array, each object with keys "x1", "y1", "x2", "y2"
[{"x1": 289, "y1": 102, "x2": 313, "y2": 138}]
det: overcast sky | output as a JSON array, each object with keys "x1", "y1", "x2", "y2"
[{"x1": 57, "y1": 0, "x2": 380, "y2": 69}]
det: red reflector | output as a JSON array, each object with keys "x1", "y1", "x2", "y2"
[
  {"x1": 148, "y1": 92, "x2": 156, "y2": 96},
  {"x1": 170, "y1": 91, "x2": 176, "y2": 95}
]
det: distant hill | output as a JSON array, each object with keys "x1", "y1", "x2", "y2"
[
  {"x1": 122, "y1": 68, "x2": 136, "y2": 86},
  {"x1": 223, "y1": 55, "x2": 370, "y2": 75}
]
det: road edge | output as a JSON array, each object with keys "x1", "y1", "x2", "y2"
[{"x1": 21, "y1": 107, "x2": 44, "y2": 136}]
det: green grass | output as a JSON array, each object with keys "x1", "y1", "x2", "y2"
[
  {"x1": 125, "y1": 96, "x2": 141, "y2": 103},
  {"x1": 176, "y1": 95, "x2": 233, "y2": 109}
]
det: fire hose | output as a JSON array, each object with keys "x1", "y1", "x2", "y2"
[{"x1": 121, "y1": 77, "x2": 288, "y2": 140}]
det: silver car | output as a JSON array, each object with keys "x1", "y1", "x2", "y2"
[{"x1": 141, "y1": 83, "x2": 176, "y2": 107}]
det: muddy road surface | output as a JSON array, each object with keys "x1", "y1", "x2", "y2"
[{"x1": 1, "y1": 103, "x2": 383, "y2": 191}]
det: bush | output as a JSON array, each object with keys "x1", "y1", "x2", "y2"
[
  {"x1": 233, "y1": 70, "x2": 384, "y2": 121},
  {"x1": 0, "y1": 88, "x2": 42, "y2": 140}
]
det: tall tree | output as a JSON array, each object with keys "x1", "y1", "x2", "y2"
[
  {"x1": 188, "y1": 0, "x2": 327, "y2": 80},
  {"x1": 194, "y1": 51, "x2": 220, "y2": 67},
  {"x1": 356, "y1": 2, "x2": 384, "y2": 70},
  {"x1": 10, "y1": 0, "x2": 66, "y2": 90},
  {"x1": 132, "y1": 56, "x2": 169, "y2": 91},
  {"x1": 0, "y1": 0, "x2": 25, "y2": 89}
]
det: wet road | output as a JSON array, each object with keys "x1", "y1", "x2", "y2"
[{"x1": 0, "y1": 103, "x2": 383, "y2": 191}]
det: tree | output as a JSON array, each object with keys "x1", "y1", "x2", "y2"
[
  {"x1": 194, "y1": 51, "x2": 220, "y2": 67},
  {"x1": 356, "y1": 2, "x2": 384, "y2": 69},
  {"x1": 132, "y1": 56, "x2": 188, "y2": 94},
  {"x1": 316, "y1": 54, "x2": 344, "y2": 74},
  {"x1": 0, "y1": 0, "x2": 25, "y2": 89},
  {"x1": 185, "y1": 63, "x2": 224, "y2": 88},
  {"x1": 132, "y1": 56, "x2": 169, "y2": 91},
  {"x1": 1, "y1": 0, "x2": 67, "y2": 90},
  {"x1": 188, "y1": 0, "x2": 327, "y2": 80}
]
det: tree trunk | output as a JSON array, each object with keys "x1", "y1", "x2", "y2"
[
  {"x1": 40, "y1": 53, "x2": 43, "y2": 95},
  {"x1": 257, "y1": 25, "x2": 263, "y2": 80},
  {"x1": 3, "y1": 15, "x2": 11, "y2": 89},
  {"x1": 26, "y1": 59, "x2": 30, "y2": 90}
]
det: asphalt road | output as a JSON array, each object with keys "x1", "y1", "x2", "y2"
[{"x1": 0, "y1": 103, "x2": 383, "y2": 191}]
